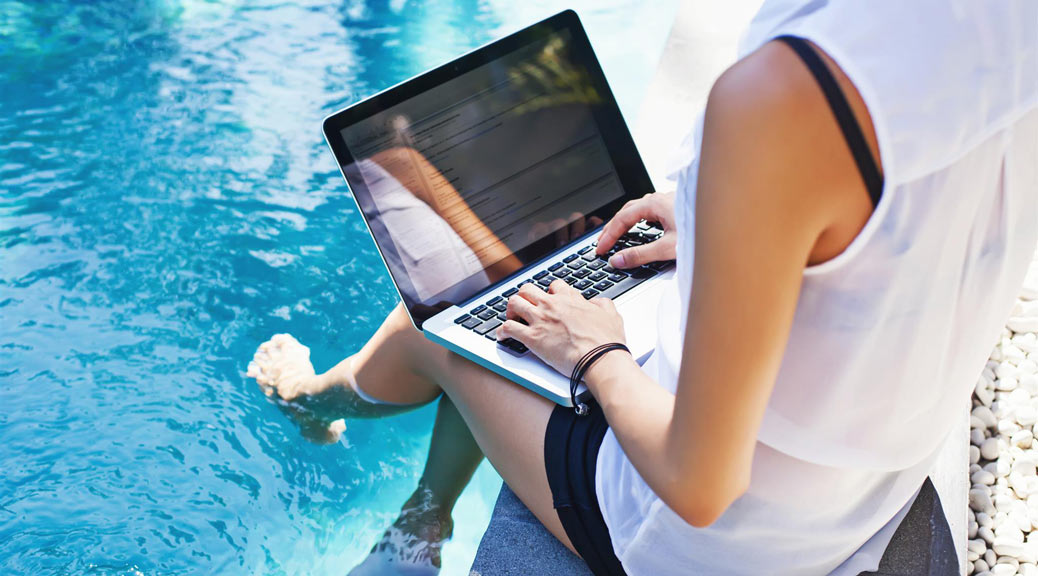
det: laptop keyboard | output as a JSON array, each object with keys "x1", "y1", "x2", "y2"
[{"x1": 452, "y1": 221, "x2": 674, "y2": 356}]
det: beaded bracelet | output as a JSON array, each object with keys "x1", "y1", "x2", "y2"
[{"x1": 569, "y1": 343, "x2": 630, "y2": 416}]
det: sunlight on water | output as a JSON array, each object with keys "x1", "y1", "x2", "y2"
[{"x1": 0, "y1": 0, "x2": 676, "y2": 573}]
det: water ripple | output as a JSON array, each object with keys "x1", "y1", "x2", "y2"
[{"x1": 0, "y1": 0, "x2": 675, "y2": 573}]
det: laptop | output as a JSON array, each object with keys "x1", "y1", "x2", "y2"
[{"x1": 322, "y1": 9, "x2": 673, "y2": 406}]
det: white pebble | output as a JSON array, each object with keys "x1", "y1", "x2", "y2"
[
  {"x1": 994, "y1": 537, "x2": 1025, "y2": 558},
  {"x1": 971, "y1": 444, "x2": 982, "y2": 464},
  {"x1": 991, "y1": 562, "x2": 1017, "y2": 576},
  {"x1": 978, "y1": 381, "x2": 997, "y2": 406},
  {"x1": 1000, "y1": 418, "x2": 1022, "y2": 435},
  {"x1": 976, "y1": 405, "x2": 1000, "y2": 428},
  {"x1": 1019, "y1": 405, "x2": 1038, "y2": 427},
  {"x1": 974, "y1": 469, "x2": 998, "y2": 486},
  {"x1": 983, "y1": 437, "x2": 1002, "y2": 460},
  {"x1": 974, "y1": 558, "x2": 989, "y2": 573},
  {"x1": 1015, "y1": 429, "x2": 1035, "y2": 449},
  {"x1": 974, "y1": 427, "x2": 989, "y2": 447},
  {"x1": 1022, "y1": 375, "x2": 1038, "y2": 395}
]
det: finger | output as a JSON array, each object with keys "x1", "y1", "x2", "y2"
[
  {"x1": 497, "y1": 319, "x2": 533, "y2": 342},
  {"x1": 507, "y1": 294, "x2": 542, "y2": 322},
  {"x1": 609, "y1": 242, "x2": 664, "y2": 269},
  {"x1": 548, "y1": 278, "x2": 576, "y2": 295},
  {"x1": 597, "y1": 198, "x2": 655, "y2": 255},
  {"x1": 517, "y1": 282, "x2": 548, "y2": 304}
]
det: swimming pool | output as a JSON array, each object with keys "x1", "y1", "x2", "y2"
[{"x1": 0, "y1": 1, "x2": 676, "y2": 573}]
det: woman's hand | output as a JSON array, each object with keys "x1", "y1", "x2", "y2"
[
  {"x1": 497, "y1": 281, "x2": 626, "y2": 376},
  {"x1": 595, "y1": 191, "x2": 677, "y2": 269}
]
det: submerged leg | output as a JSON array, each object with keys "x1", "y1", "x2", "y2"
[
  {"x1": 248, "y1": 304, "x2": 485, "y2": 573},
  {"x1": 350, "y1": 395, "x2": 484, "y2": 575}
]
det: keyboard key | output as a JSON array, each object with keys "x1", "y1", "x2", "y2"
[
  {"x1": 517, "y1": 279, "x2": 535, "y2": 289},
  {"x1": 503, "y1": 287, "x2": 519, "y2": 297},
  {"x1": 589, "y1": 271, "x2": 607, "y2": 281},
  {"x1": 572, "y1": 268, "x2": 591, "y2": 279},
  {"x1": 563, "y1": 254, "x2": 579, "y2": 263},
  {"x1": 454, "y1": 314, "x2": 472, "y2": 324},
  {"x1": 470, "y1": 304, "x2": 487, "y2": 315},
  {"x1": 477, "y1": 309, "x2": 497, "y2": 321},
  {"x1": 608, "y1": 273, "x2": 627, "y2": 283},
  {"x1": 462, "y1": 317, "x2": 482, "y2": 329},
  {"x1": 492, "y1": 302, "x2": 507, "y2": 312},
  {"x1": 474, "y1": 319, "x2": 502, "y2": 335},
  {"x1": 574, "y1": 279, "x2": 592, "y2": 290},
  {"x1": 587, "y1": 259, "x2": 607, "y2": 270},
  {"x1": 485, "y1": 331, "x2": 497, "y2": 341},
  {"x1": 581, "y1": 251, "x2": 599, "y2": 262},
  {"x1": 581, "y1": 288, "x2": 599, "y2": 299},
  {"x1": 603, "y1": 266, "x2": 616, "y2": 274},
  {"x1": 486, "y1": 296, "x2": 503, "y2": 306},
  {"x1": 630, "y1": 267, "x2": 658, "y2": 279},
  {"x1": 548, "y1": 262, "x2": 564, "y2": 272},
  {"x1": 567, "y1": 260, "x2": 585, "y2": 270},
  {"x1": 648, "y1": 260, "x2": 674, "y2": 271},
  {"x1": 564, "y1": 276, "x2": 578, "y2": 285},
  {"x1": 578, "y1": 246, "x2": 594, "y2": 254},
  {"x1": 636, "y1": 222, "x2": 651, "y2": 231},
  {"x1": 594, "y1": 280, "x2": 614, "y2": 291},
  {"x1": 499, "y1": 338, "x2": 528, "y2": 354},
  {"x1": 533, "y1": 270, "x2": 550, "y2": 280},
  {"x1": 553, "y1": 268, "x2": 571, "y2": 278},
  {"x1": 537, "y1": 275, "x2": 554, "y2": 287},
  {"x1": 497, "y1": 312, "x2": 507, "y2": 321}
]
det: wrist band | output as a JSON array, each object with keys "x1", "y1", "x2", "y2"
[{"x1": 569, "y1": 343, "x2": 630, "y2": 416}]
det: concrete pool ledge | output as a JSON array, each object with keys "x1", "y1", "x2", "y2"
[{"x1": 471, "y1": 0, "x2": 970, "y2": 573}]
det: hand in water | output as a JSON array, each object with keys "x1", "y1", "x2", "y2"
[
  {"x1": 247, "y1": 333, "x2": 346, "y2": 444},
  {"x1": 596, "y1": 191, "x2": 677, "y2": 268}
]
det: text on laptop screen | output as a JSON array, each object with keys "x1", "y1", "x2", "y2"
[{"x1": 337, "y1": 29, "x2": 625, "y2": 324}]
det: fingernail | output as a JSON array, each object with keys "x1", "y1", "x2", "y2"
[{"x1": 609, "y1": 252, "x2": 626, "y2": 268}]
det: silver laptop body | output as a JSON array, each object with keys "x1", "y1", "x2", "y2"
[{"x1": 322, "y1": 10, "x2": 672, "y2": 405}]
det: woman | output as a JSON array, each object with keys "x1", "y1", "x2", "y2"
[{"x1": 248, "y1": 1, "x2": 1038, "y2": 574}]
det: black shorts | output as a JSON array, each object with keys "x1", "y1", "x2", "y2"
[{"x1": 544, "y1": 401, "x2": 628, "y2": 576}]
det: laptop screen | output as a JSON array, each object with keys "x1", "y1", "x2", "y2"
[{"x1": 325, "y1": 12, "x2": 651, "y2": 328}]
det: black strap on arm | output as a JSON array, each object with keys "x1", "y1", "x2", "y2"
[{"x1": 776, "y1": 35, "x2": 884, "y2": 207}]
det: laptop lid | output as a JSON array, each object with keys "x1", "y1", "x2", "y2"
[{"x1": 323, "y1": 10, "x2": 653, "y2": 330}]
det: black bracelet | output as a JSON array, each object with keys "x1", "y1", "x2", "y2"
[{"x1": 569, "y1": 343, "x2": 630, "y2": 416}]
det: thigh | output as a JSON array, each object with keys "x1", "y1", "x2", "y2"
[{"x1": 435, "y1": 352, "x2": 577, "y2": 555}]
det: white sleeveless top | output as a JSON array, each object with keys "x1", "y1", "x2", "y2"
[{"x1": 595, "y1": 1, "x2": 1038, "y2": 574}]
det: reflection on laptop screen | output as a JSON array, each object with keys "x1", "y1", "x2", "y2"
[{"x1": 338, "y1": 29, "x2": 625, "y2": 321}]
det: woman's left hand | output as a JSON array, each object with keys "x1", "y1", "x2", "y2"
[{"x1": 497, "y1": 280, "x2": 627, "y2": 376}]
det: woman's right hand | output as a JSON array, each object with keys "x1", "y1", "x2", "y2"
[{"x1": 595, "y1": 191, "x2": 677, "y2": 269}]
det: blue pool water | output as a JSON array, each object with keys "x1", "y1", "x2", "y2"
[{"x1": 0, "y1": 1, "x2": 676, "y2": 573}]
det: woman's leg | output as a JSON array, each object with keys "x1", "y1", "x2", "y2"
[{"x1": 249, "y1": 303, "x2": 574, "y2": 560}]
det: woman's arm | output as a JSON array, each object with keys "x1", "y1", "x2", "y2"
[
  {"x1": 503, "y1": 40, "x2": 880, "y2": 527},
  {"x1": 588, "y1": 40, "x2": 879, "y2": 526}
]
